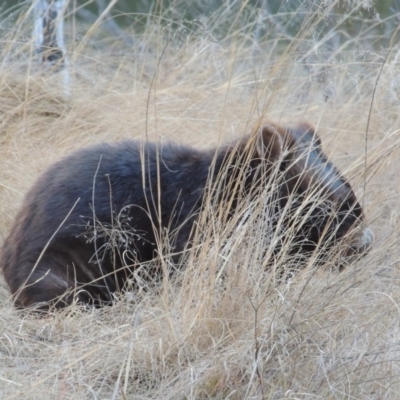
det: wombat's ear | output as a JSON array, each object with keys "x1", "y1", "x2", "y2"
[
  {"x1": 256, "y1": 124, "x2": 284, "y2": 162},
  {"x1": 290, "y1": 123, "x2": 322, "y2": 148}
]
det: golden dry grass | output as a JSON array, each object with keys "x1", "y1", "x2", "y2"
[{"x1": 1, "y1": 3, "x2": 400, "y2": 399}]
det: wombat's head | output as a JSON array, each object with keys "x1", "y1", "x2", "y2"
[{"x1": 254, "y1": 122, "x2": 374, "y2": 264}]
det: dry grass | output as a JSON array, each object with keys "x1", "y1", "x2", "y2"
[{"x1": 1, "y1": 1, "x2": 400, "y2": 399}]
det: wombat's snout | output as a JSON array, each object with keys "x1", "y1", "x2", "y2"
[{"x1": 348, "y1": 226, "x2": 374, "y2": 256}]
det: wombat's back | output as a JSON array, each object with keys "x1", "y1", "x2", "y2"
[{"x1": 0, "y1": 140, "x2": 214, "y2": 309}]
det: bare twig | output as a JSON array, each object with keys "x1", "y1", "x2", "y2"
[{"x1": 248, "y1": 296, "x2": 267, "y2": 399}]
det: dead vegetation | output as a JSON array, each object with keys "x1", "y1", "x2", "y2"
[{"x1": 0, "y1": 1, "x2": 400, "y2": 399}]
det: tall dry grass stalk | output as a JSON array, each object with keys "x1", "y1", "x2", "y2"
[{"x1": 0, "y1": 1, "x2": 400, "y2": 398}]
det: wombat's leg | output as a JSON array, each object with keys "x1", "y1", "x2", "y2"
[{"x1": 10, "y1": 252, "x2": 93, "y2": 310}]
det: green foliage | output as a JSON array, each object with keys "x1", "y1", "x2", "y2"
[{"x1": 0, "y1": 0, "x2": 399, "y2": 49}]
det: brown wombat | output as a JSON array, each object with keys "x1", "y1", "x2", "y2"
[{"x1": 0, "y1": 122, "x2": 373, "y2": 310}]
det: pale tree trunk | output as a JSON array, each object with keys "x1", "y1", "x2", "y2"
[{"x1": 33, "y1": 0, "x2": 70, "y2": 93}]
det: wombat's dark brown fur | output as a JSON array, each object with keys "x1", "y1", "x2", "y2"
[{"x1": 0, "y1": 122, "x2": 373, "y2": 310}]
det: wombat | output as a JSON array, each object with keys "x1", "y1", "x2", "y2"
[{"x1": 0, "y1": 122, "x2": 374, "y2": 310}]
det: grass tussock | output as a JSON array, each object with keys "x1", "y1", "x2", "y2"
[{"x1": 1, "y1": 1, "x2": 400, "y2": 399}]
